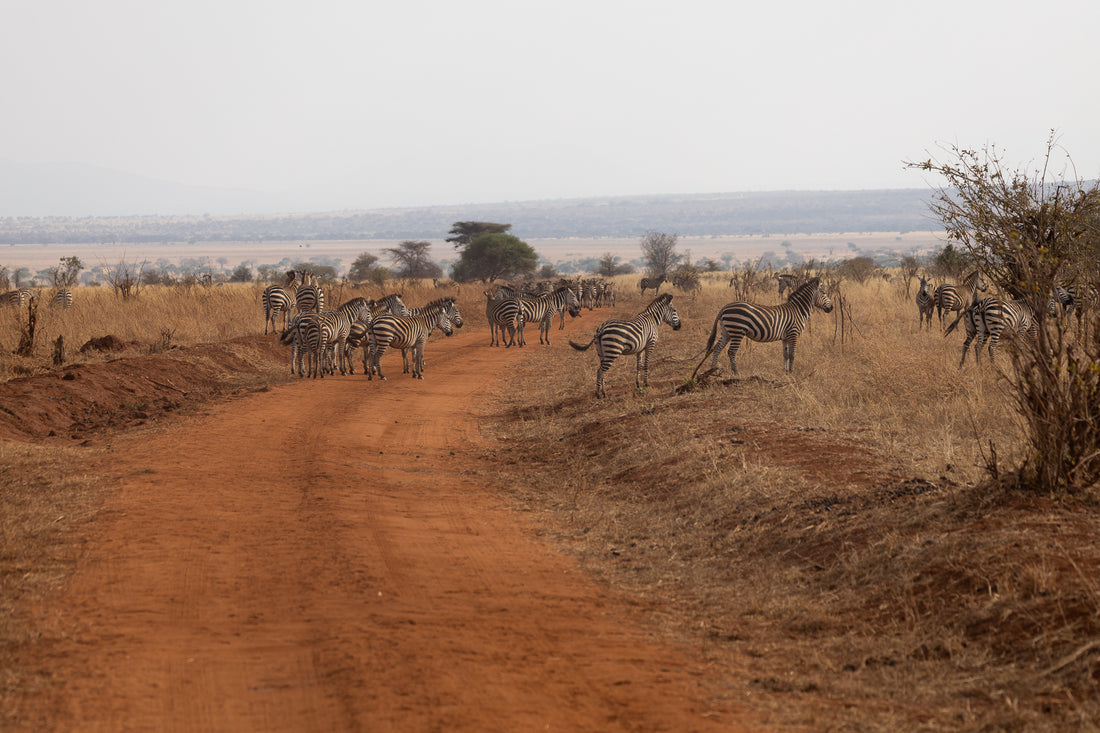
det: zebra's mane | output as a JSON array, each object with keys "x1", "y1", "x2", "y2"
[
  {"x1": 649, "y1": 292, "x2": 673, "y2": 306},
  {"x1": 420, "y1": 297, "x2": 455, "y2": 310}
]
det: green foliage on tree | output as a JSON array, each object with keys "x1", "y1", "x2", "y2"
[
  {"x1": 597, "y1": 253, "x2": 635, "y2": 277},
  {"x1": 930, "y1": 243, "x2": 972, "y2": 279},
  {"x1": 229, "y1": 264, "x2": 253, "y2": 283},
  {"x1": 451, "y1": 233, "x2": 538, "y2": 282},
  {"x1": 347, "y1": 252, "x2": 380, "y2": 282},
  {"x1": 837, "y1": 256, "x2": 878, "y2": 284},
  {"x1": 386, "y1": 240, "x2": 442, "y2": 279},
  {"x1": 446, "y1": 221, "x2": 511, "y2": 250},
  {"x1": 907, "y1": 136, "x2": 1100, "y2": 494}
]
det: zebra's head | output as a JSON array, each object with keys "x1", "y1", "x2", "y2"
[
  {"x1": 919, "y1": 275, "x2": 932, "y2": 295},
  {"x1": 966, "y1": 270, "x2": 988, "y2": 294},
  {"x1": 432, "y1": 307, "x2": 455, "y2": 337},
  {"x1": 813, "y1": 280, "x2": 834, "y2": 313},
  {"x1": 445, "y1": 299, "x2": 463, "y2": 328},
  {"x1": 651, "y1": 293, "x2": 681, "y2": 330}
]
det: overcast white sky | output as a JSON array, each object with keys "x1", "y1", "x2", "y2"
[{"x1": 2, "y1": 0, "x2": 1098, "y2": 213}]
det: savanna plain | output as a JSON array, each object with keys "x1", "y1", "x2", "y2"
[{"x1": 2, "y1": 272, "x2": 1099, "y2": 731}]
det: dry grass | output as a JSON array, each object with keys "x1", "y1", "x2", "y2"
[
  {"x1": 3, "y1": 274, "x2": 1100, "y2": 729},
  {"x1": 482, "y1": 275, "x2": 1100, "y2": 730}
]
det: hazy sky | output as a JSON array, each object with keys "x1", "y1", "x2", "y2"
[{"x1": 3, "y1": 0, "x2": 1099, "y2": 213}]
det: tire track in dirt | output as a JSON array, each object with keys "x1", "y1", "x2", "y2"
[{"x1": 26, "y1": 327, "x2": 757, "y2": 731}]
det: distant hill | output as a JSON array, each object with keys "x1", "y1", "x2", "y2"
[{"x1": 0, "y1": 189, "x2": 939, "y2": 245}]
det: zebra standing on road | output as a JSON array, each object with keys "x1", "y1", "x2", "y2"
[
  {"x1": 916, "y1": 275, "x2": 935, "y2": 330},
  {"x1": 318, "y1": 297, "x2": 375, "y2": 376},
  {"x1": 52, "y1": 288, "x2": 73, "y2": 309},
  {"x1": 280, "y1": 311, "x2": 323, "y2": 377},
  {"x1": 639, "y1": 275, "x2": 665, "y2": 296},
  {"x1": 705, "y1": 276, "x2": 833, "y2": 375},
  {"x1": 515, "y1": 287, "x2": 580, "y2": 346},
  {"x1": 569, "y1": 293, "x2": 682, "y2": 398},
  {"x1": 399, "y1": 297, "x2": 464, "y2": 374},
  {"x1": 485, "y1": 290, "x2": 521, "y2": 347},
  {"x1": 934, "y1": 270, "x2": 987, "y2": 328},
  {"x1": 346, "y1": 294, "x2": 410, "y2": 373},
  {"x1": 368, "y1": 307, "x2": 456, "y2": 380},
  {"x1": 946, "y1": 296, "x2": 1038, "y2": 367}
]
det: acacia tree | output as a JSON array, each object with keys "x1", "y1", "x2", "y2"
[
  {"x1": 907, "y1": 137, "x2": 1100, "y2": 494},
  {"x1": 446, "y1": 221, "x2": 511, "y2": 250},
  {"x1": 639, "y1": 230, "x2": 681, "y2": 279},
  {"x1": 385, "y1": 240, "x2": 442, "y2": 279},
  {"x1": 451, "y1": 233, "x2": 537, "y2": 282},
  {"x1": 347, "y1": 252, "x2": 379, "y2": 282},
  {"x1": 48, "y1": 256, "x2": 84, "y2": 288}
]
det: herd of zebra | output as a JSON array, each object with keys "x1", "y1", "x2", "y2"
[
  {"x1": 263, "y1": 270, "x2": 463, "y2": 380},
  {"x1": 915, "y1": 270, "x2": 1099, "y2": 367},
  {"x1": 1, "y1": 287, "x2": 73, "y2": 309}
]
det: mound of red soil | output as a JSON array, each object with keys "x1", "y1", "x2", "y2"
[{"x1": 0, "y1": 335, "x2": 290, "y2": 443}]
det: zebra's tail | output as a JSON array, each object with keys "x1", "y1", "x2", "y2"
[
  {"x1": 943, "y1": 309, "x2": 966, "y2": 336},
  {"x1": 569, "y1": 336, "x2": 595, "y2": 351}
]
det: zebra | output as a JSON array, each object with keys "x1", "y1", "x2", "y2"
[
  {"x1": 705, "y1": 276, "x2": 833, "y2": 375},
  {"x1": 400, "y1": 297, "x2": 464, "y2": 374},
  {"x1": 1, "y1": 289, "x2": 31, "y2": 307},
  {"x1": 371, "y1": 292, "x2": 409, "y2": 319},
  {"x1": 485, "y1": 290, "x2": 521, "y2": 347},
  {"x1": 52, "y1": 288, "x2": 73, "y2": 309},
  {"x1": 569, "y1": 293, "x2": 682, "y2": 398},
  {"x1": 280, "y1": 312, "x2": 324, "y2": 377},
  {"x1": 934, "y1": 270, "x2": 987, "y2": 328},
  {"x1": 639, "y1": 275, "x2": 665, "y2": 295},
  {"x1": 318, "y1": 297, "x2": 375, "y2": 376},
  {"x1": 261, "y1": 270, "x2": 311, "y2": 334},
  {"x1": 295, "y1": 283, "x2": 325, "y2": 314},
  {"x1": 367, "y1": 307, "x2": 456, "y2": 380},
  {"x1": 946, "y1": 296, "x2": 1037, "y2": 367},
  {"x1": 515, "y1": 287, "x2": 580, "y2": 346},
  {"x1": 916, "y1": 275, "x2": 935, "y2": 330}
]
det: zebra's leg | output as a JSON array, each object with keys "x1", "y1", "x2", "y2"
[
  {"x1": 727, "y1": 334, "x2": 744, "y2": 376},
  {"x1": 783, "y1": 338, "x2": 796, "y2": 372},
  {"x1": 636, "y1": 349, "x2": 650, "y2": 391},
  {"x1": 595, "y1": 364, "x2": 607, "y2": 398},
  {"x1": 710, "y1": 331, "x2": 728, "y2": 371}
]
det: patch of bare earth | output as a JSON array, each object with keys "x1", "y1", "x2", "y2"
[{"x1": 1, "y1": 331, "x2": 761, "y2": 732}]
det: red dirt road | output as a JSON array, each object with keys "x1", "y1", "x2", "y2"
[{"x1": 26, "y1": 331, "x2": 753, "y2": 731}]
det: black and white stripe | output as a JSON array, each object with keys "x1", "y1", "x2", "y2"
[
  {"x1": 295, "y1": 283, "x2": 325, "y2": 314},
  {"x1": 52, "y1": 288, "x2": 73, "y2": 309},
  {"x1": 705, "y1": 276, "x2": 833, "y2": 375},
  {"x1": 368, "y1": 307, "x2": 456, "y2": 380},
  {"x1": 947, "y1": 296, "x2": 1037, "y2": 367},
  {"x1": 485, "y1": 290, "x2": 521, "y2": 347},
  {"x1": 916, "y1": 275, "x2": 935, "y2": 330},
  {"x1": 569, "y1": 293, "x2": 682, "y2": 398},
  {"x1": 400, "y1": 297, "x2": 464, "y2": 373},
  {"x1": 934, "y1": 270, "x2": 987, "y2": 328},
  {"x1": 318, "y1": 297, "x2": 375, "y2": 376},
  {"x1": 515, "y1": 287, "x2": 580, "y2": 346}
]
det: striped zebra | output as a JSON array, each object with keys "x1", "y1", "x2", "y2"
[
  {"x1": 639, "y1": 275, "x2": 665, "y2": 296},
  {"x1": 318, "y1": 297, "x2": 375, "y2": 376},
  {"x1": 705, "y1": 276, "x2": 833, "y2": 375},
  {"x1": 400, "y1": 297, "x2": 464, "y2": 373},
  {"x1": 346, "y1": 294, "x2": 409, "y2": 373},
  {"x1": 295, "y1": 283, "x2": 325, "y2": 314},
  {"x1": 1, "y1": 289, "x2": 31, "y2": 307},
  {"x1": 515, "y1": 287, "x2": 580, "y2": 346},
  {"x1": 261, "y1": 270, "x2": 310, "y2": 334},
  {"x1": 916, "y1": 275, "x2": 935, "y2": 330},
  {"x1": 52, "y1": 288, "x2": 73, "y2": 309},
  {"x1": 569, "y1": 293, "x2": 682, "y2": 398},
  {"x1": 946, "y1": 296, "x2": 1037, "y2": 367},
  {"x1": 367, "y1": 307, "x2": 456, "y2": 380},
  {"x1": 934, "y1": 270, "x2": 987, "y2": 328},
  {"x1": 485, "y1": 290, "x2": 521, "y2": 347},
  {"x1": 280, "y1": 312, "x2": 323, "y2": 377}
]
